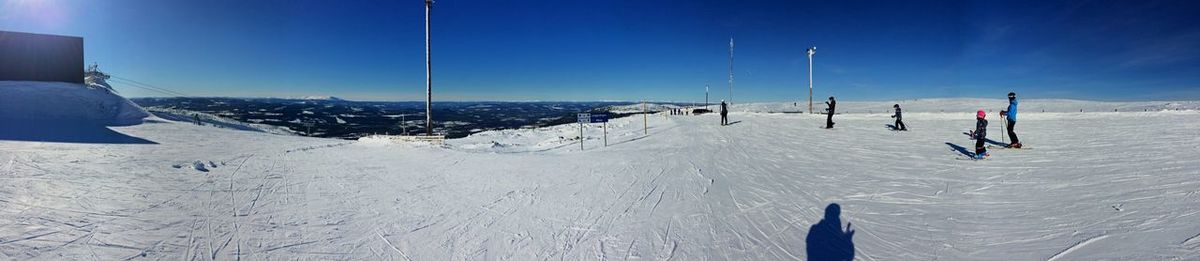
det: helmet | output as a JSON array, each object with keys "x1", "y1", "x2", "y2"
[
  {"x1": 829, "y1": 96, "x2": 835, "y2": 100},
  {"x1": 1008, "y1": 92, "x2": 1016, "y2": 99},
  {"x1": 977, "y1": 110, "x2": 986, "y2": 119},
  {"x1": 893, "y1": 104, "x2": 899, "y2": 108}
]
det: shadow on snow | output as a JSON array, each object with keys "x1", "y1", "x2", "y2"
[
  {"x1": 945, "y1": 142, "x2": 980, "y2": 157},
  {"x1": 961, "y1": 132, "x2": 1006, "y2": 147},
  {"x1": 806, "y1": 203, "x2": 856, "y2": 261},
  {"x1": 0, "y1": 120, "x2": 156, "y2": 144}
]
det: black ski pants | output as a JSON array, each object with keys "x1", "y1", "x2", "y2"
[
  {"x1": 1007, "y1": 120, "x2": 1019, "y2": 144},
  {"x1": 826, "y1": 112, "x2": 835, "y2": 128},
  {"x1": 975, "y1": 137, "x2": 986, "y2": 156}
]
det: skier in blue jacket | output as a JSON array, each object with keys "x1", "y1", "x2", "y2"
[{"x1": 998, "y1": 92, "x2": 1021, "y2": 148}]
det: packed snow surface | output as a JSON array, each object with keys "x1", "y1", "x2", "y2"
[
  {"x1": 2, "y1": 97, "x2": 1199, "y2": 259},
  {"x1": 733, "y1": 99, "x2": 1200, "y2": 114}
]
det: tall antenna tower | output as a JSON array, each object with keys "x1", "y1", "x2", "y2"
[
  {"x1": 728, "y1": 37, "x2": 734, "y2": 106},
  {"x1": 424, "y1": 0, "x2": 434, "y2": 135},
  {"x1": 807, "y1": 46, "x2": 816, "y2": 114}
]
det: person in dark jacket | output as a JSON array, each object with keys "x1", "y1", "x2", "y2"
[
  {"x1": 824, "y1": 97, "x2": 836, "y2": 129},
  {"x1": 720, "y1": 100, "x2": 729, "y2": 126},
  {"x1": 972, "y1": 109, "x2": 988, "y2": 159},
  {"x1": 890, "y1": 104, "x2": 907, "y2": 131},
  {"x1": 998, "y1": 92, "x2": 1021, "y2": 148}
]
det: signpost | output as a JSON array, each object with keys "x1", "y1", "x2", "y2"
[
  {"x1": 577, "y1": 113, "x2": 589, "y2": 150},
  {"x1": 642, "y1": 101, "x2": 647, "y2": 135},
  {"x1": 591, "y1": 113, "x2": 609, "y2": 147},
  {"x1": 577, "y1": 113, "x2": 610, "y2": 150}
]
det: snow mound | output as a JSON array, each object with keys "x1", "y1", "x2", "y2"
[
  {"x1": 0, "y1": 81, "x2": 150, "y2": 125},
  {"x1": 608, "y1": 103, "x2": 682, "y2": 113}
]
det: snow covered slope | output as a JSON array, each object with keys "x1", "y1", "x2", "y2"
[
  {"x1": 0, "y1": 81, "x2": 149, "y2": 125},
  {"x1": 0, "y1": 81, "x2": 153, "y2": 144},
  {"x1": 734, "y1": 99, "x2": 1200, "y2": 114},
  {"x1": 145, "y1": 108, "x2": 298, "y2": 136},
  {"x1": 1, "y1": 99, "x2": 1199, "y2": 260}
]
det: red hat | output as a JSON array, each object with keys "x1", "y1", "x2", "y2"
[{"x1": 976, "y1": 110, "x2": 986, "y2": 119}]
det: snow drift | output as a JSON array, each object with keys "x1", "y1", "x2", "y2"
[{"x1": 0, "y1": 81, "x2": 149, "y2": 125}]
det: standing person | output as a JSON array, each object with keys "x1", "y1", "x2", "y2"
[
  {"x1": 824, "y1": 96, "x2": 837, "y2": 129},
  {"x1": 998, "y1": 92, "x2": 1021, "y2": 148},
  {"x1": 720, "y1": 100, "x2": 729, "y2": 126},
  {"x1": 891, "y1": 104, "x2": 907, "y2": 131},
  {"x1": 971, "y1": 110, "x2": 989, "y2": 159}
]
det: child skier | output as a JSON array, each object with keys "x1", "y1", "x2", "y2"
[
  {"x1": 890, "y1": 104, "x2": 907, "y2": 131},
  {"x1": 971, "y1": 110, "x2": 988, "y2": 159}
]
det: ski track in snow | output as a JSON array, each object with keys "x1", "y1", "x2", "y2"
[{"x1": 1, "y1": 109, "x2": 1199, "y2": 259}]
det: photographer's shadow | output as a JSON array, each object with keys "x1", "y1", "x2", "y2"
[{"x1": 806, "y1": 203, "x2": 855, "y2": 261}]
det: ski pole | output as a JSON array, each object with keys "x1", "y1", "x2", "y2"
[{"x1": 1000, "y1": 113, "x2": 1007, "y2": 144}]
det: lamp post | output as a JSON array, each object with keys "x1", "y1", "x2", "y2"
[
  {"x1": 424, "y1": 0, "x2": 434, "y2": 136},
  {"x1": 728, "y1": 37, "x2": 734, "y2": 106},
  {"x1": 806, "y1": 46, "x2": 816, "y2": 114}
]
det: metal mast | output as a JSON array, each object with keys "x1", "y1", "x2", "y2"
[
  {"x1": 807, "y1": 46, "x2": 816, "y2": 114},
  {"x1": 728, "y1": 37, "x2": 734, "y2": 106},
  {"x1": 424, "y1": 0, "x2": 434, "y2": 135},
  {"x1": 705, "y1": 81, "x2": 709, "y2": 109}
]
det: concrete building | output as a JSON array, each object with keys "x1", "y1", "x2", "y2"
[{"x1": 0, "y1": 31, "x2": 84, "y2": 84}]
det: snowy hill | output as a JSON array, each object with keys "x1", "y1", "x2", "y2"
[
  {"x1": 1, "y1": 95, "x2": 1199, "y2": 259},
  {"x1": 0, "y1": 81, "x2": 153, "y2": 143},
  {"x1": 144, "y1": 107, "x2": 298, "y2": 136},
  {"x1": 297, "y1": 95, "x2": 346, "y2": 101},
  {"x1": 0, "y1": 81, "x2": 149, "y2": 125}
]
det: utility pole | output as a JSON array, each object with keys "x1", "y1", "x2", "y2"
[
  {"x1": 728, "y1": 37, "x2": 734, "y2": 106},
  {"x1": 807, "y1": 46, "x2": 816, "y2": 114},
  {"x1": 705, "y1": 81, "x2": 710, "y2": 109},
  {"x1": 424, "y1": 0, "x2": 434, "y2": 136}
]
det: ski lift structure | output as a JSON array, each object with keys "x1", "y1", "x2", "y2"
[{"x1": 84, "y1": 63, "x2": 117, "y2": 93}]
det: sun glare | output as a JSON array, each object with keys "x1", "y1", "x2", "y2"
[{"x1": 2, "y1": 0, "x2": 69, "y2": 29}]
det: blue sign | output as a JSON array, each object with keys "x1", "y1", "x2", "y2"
[
  {"x1": 590, "y1": 113, "x2": 609, "y2": 123},
  {"x1": 577, "y1": 113, "x2": 591, "y2": 123}
]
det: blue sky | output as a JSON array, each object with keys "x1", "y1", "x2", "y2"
[{"x1": 2, "y1": 0, "x2": 1198, "y2": 101}]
